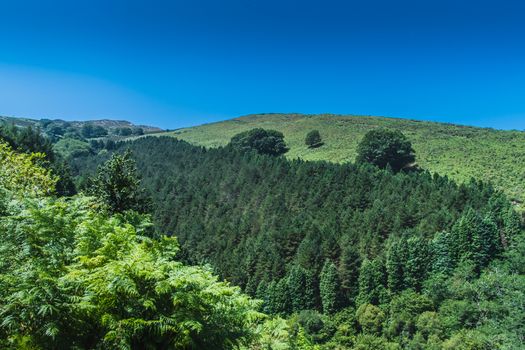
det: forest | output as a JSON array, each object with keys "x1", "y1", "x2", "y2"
[
  {"x1": 1, "y1": 121, "x2": 524, "y2": 349},
  {"x1": 167, "y1": 113, "x2": 525, "y2": 210}
]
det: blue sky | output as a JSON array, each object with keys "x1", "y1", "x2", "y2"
[{"x1": 1, "y1": 0, "x2": 525, "y2": 130}]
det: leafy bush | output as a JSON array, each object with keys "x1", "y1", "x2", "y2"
[{"x1": 229, "y1": 128, "x2": 289, "y2": 156}]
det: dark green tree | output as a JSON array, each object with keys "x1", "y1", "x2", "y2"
[
  {"x1": 86, "y1": 150, "x2": 149, "y2": 214},
  {"x1": 229, "y1": 128, "x2": 289, "y2": 156},
  {"x1": 287, "y1": 266, "x2": 316, "y2": 312},
  {"x1": 471, "y1": 214, "x2": 500, "y2": 271},
  {"x1": 81, "y1": 124, "x2": 108, "y2": 138},
  {"x1": 319, "y1": 260, "x2": 341, "y2": 314},
  {"x1": 386, "y1": 238, "x2": 407, "y2": 293},
  {"x1": 430, "y1": 231, "x2": 455, "y2": 275},
  {"x1": 404, "y1": 236, "x2": 431, "y2": 292},
  {"x1": 357, "y1": 258, "x2": 388, "y2": 306},
  {"x1": 339, "y1": 244, "x2": 361, "y2": 303},
  {"x1": 265, "y1": 279, "x2": 291, "y2": 315},
  {"x1": 450, "y1": 210, "x2": 501, "y2": 273},
  {"x1": 305, "y1": 130, "x2": 323, "y2": 148},
  {"x1": 116, "y1": 127, "x2": 133, "y2": 136},
  {"x1": 356, "y1": 128, "x2": 415, "y2": 172},
  {"x1": 503, "y1": 207, "x2": 521, "y2": 247}
]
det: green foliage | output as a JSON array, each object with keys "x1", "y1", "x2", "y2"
[
  {"x1": 0, "y1": 198, "x2": 263, "y2": 349},
  {"x1": 338, "y1": 244, "x2": 361, "y2": 304},
  {"x1": 442, "y1": 329, "x2": 494, "y2": 350},
  {"x1": 352, "y1": 334, "x2": 400, "y2": 350},
  {"x1": 356, "y1": 128, "x2": 415, "y2": 172},
  {"x1": 67, "y1": 136, "x2": 524, "y2": 349},
  {"x1": 229, "y1": 128, "x2": 289, "y2": 156},
  {"x1": 165, "y1": 113, "x2": 525, "y2": 210},
  {"x1": 450, "y1": 210, "x2": 502, "y2": 273},
  {"x1": 0, "y1": 142, "x2": 57, "y2": 196},
  {"x1": 81, "y1": 123, "x2": 108, "y2": 138},
  {"x1": 305, "y1": 130, "x2": 323, "y2": 148},
  {"x1": 385, "y1": 290, "x2": 433, "y2": 340},
  {"x1": 357, "y1": 259, "x2": 388, "y2": 306},
  {"x1": 53, "y1": 137, "x2": 92, "y2": 158},
  {"x1": 71, "y1": 137, "x2": 506, "y2": 311},
  {"x1": 86, "y1": 150, "x2": 149, "y2": 214},
  {"x1": 0, "y1": 123, "x2": 54, "y2": 158},
  {"x1": 0, "y1": 123, "x2": 76, "y2": 195},
  {"x1": 356, "y1": 304, "x2": 385, "y2": 335},
  {"x1": 243, "y1": 317, "x2": 317, "y2": 350},
  {"x1": 0, "y1": 144, "x2": 266, "y2": 349},
  {"x1": 287, "y1": 266, "x2": 316, "y2": 312},
  {"x1": 319, "y1": 260, "x2": 341, "y2": 314}
]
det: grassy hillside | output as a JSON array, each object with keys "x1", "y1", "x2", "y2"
[{"x1": 165, "y1": 113, "x2": 525, "y2": 208}]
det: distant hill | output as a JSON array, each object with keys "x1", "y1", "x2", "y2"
[
  {"x1": 0, "y1": 115, "x2": 164, "y2": 159},
  {"x1": 0, "y1": 115, "x2": 163, "y2": 135},
  {"x1": 164, "y1": 113, "x2": 525, "y2": 208}
]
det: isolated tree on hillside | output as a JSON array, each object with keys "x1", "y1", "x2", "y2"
[
  {"x1": 86, "y1": 150, "x2": 149, "y2": 213},
  {"x1": 305, "y1": 130, "x2": 323, "y2": 148},
  {"x1": 356, "y1": 128, "x2": 415, "y2": 172},
  {"x1": 229, "y1": 128, "x2": 289, "y2": 156}
]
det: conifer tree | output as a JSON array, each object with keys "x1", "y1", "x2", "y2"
[
  {"x1": 339, "y1": 245, "x2": 361, "y2": 303},
  {"x1": 471, "y1": 215, "x2": 499, "y2": 272},
  {"x1": 287, "y1": 266, "x2": 316, "y2": 312},
  {"x1": 503, "y1": 207, "x2": 521, "y2": 247},
  {"x1": 319, "y1": 260, "x2": 341, "y2": 314},
  {"x1": 357, "y1": 258, "x2": 388, "y2": 305},
  {"x1": 404, "y1": 236, "x2": 430, "y2": 291},
  {"x1": 431, "y1": 231, "x2": 455, "y2": 275},
  {"x1": 86, "y1": 150, "x2": 149, "y2": 214},
  {"x1": 386, "y1": 239, "x2": 407, "y2": 293}
]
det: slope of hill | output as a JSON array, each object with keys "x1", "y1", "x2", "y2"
[{"x1": 165, "y1": 113, "x2": 525, "y2": 208}]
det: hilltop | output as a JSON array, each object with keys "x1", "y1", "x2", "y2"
[{"x1": 164, "y1": 113, "x2": 525, "y2": 207}]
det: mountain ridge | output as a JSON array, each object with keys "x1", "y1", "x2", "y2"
[{"x1": 0, "y1": 115, "x2": 163, "y2": 134}]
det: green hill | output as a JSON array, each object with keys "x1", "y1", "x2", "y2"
[{"x1": 165, "y1": 113, "x2": 525, "y2": 208}]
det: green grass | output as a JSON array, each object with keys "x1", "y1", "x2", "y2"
[{"x1": 162, "y1": 113, "x2": 525, "y2": 208}]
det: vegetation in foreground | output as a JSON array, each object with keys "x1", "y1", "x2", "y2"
[{"x1": 0, "y1": 137, "x2": 316, "y2": 349}]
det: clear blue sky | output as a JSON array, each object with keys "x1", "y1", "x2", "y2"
[{"x1": 1, "y1": 0, "x2": 525, "y2": 130}]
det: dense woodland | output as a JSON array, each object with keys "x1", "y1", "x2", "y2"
[
  {"x1": 167, "y1": 113, "x2": 525, "y2": 209},
  {"x1": 70, "y1": 135, "x2": 524, "y2": 349},
  {"x1": 1, "y1": 123, "x2": 524, "y2": 349}
]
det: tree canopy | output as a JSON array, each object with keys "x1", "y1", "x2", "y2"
[
  {"x1": 2, "y1": 128, "x2": 524, "y2": 349},
  {"x1": 305, "y1": 130, "x2": 323, "y2": 148},
  {"x1": 0, "y1": 141, "x2": 271, "y2": 349},
  {"x1": 229, "y1": 128, "x2": 289, "y2": 156},
  {"x1": 356, "y1": 128, "x2": 416, "y2": 172},
  {"x1": 85, "y1": 150, "x2": 150, "y2": 214},
  {"x1": 69, "y1": 136, "x2": 524, "y2": 349}
]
